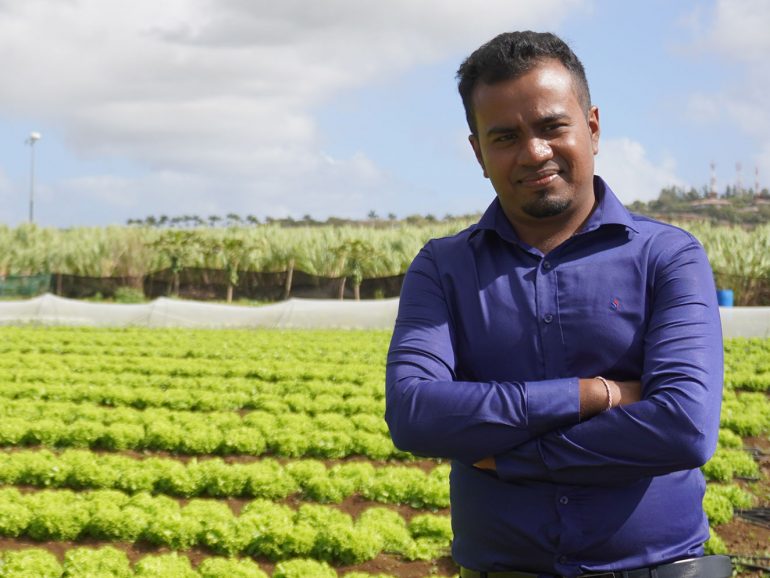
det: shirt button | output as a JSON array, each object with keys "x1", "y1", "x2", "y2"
[
  {"x1": 543, "y1": 260, "x2": 552, "y2": 270},
  {"x1": 543, "y1": 314, "x2": 553, "y2": 323},
  {"x1": 559, "y1": 496, "x2": 569, "y2": 505}
]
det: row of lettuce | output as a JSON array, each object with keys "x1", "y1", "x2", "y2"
[
  {"x1": 0, "y1": 548, "x2": 403, "y2": 578},
  {"x1": 0, "y1": 450, "x2": 449, "y2": 507},
  {"x1": 0, "y1": 394, "x2": 766, "y2": 461},
  {"x1": 0, "y1": 403, "x2": 397, "y2": 459},
  {"x1": 3, "y1": 327, "x2": 766, "y2": 393},
  {"x1": 0, "y1": 488, "x2": 450, "y2": 562},
  {"x1": 2, "y1": 328, "x2": 768, "y2": 395},
  {"x1": 0, "y1": 481, "x2": 753, "y2": 563},
  {"x1": 0, "y1": 480, "x2": 754, "y2": 567}
]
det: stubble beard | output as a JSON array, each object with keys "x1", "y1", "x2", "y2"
[{"x1": 522, "y1": 191, "x2": 572, "y2": 219}]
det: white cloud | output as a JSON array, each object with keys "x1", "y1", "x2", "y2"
[
  {"x1": 698, "y1": 0, "x2": 770, "y2": 62},
  {"x1": 684, "y1": 0, "x2": 770, "y2": 182},
  {"x1": 595, "y1": 138, "x2": 684, "y2": 203},
  {"x1": 0, "y1": 0, "x2": 588, "y2": 224},
  {"x1": 50, "y1": 152, "x2": 390, "y2": 225}
]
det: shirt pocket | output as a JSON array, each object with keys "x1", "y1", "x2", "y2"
[{"x1": 556, "y1": 260, "x2": 648, "y2": 378}]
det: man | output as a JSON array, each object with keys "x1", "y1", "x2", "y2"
[{"x1": 385, "y1": 31, "x2": 731, "y2": 578}]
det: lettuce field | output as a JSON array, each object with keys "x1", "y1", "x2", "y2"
[{"x1": 0, "y1": 327, "x2": 767, "y2": 577}]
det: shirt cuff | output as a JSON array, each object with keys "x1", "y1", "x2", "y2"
[{"x1": 525, "y1": 377, "x2": 580, "y2": 434}]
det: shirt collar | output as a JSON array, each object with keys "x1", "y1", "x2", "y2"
[
  {"x1": 583, "y1": 175, "x2": 639, "y2": 234},
  {"x1": 470, "y1": 174, "x2": 638, "y2": 244}
]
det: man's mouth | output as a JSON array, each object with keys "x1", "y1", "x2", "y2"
[{"x1": 519, "y1": 172, "x2": 559, "y2": 187}]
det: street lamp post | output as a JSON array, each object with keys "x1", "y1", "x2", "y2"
[{"x1": 25, "y1": 132, "x2": 41, "y2": 224}]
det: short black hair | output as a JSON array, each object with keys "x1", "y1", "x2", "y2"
[{"x1": 457, "y1": 31, "x2": 591, "y2": 135}]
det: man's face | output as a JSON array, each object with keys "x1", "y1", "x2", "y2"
[{"x1": 469, "y1": 59, "x2": 600, "y2": 226}]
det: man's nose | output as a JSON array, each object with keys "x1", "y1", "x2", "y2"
[{"x1": 518, "y1": 137, "x2": 553, "y2": 165}]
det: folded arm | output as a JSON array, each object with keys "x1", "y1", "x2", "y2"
[
  {"x1": 385, "y1": 244, "x2": 616, "y2": 465},
  {"x1": 493, "y1": 239, "x2": 724, "y2": 485}
]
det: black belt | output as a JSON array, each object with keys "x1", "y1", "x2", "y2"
[{"x1": 459, "y1": 555, "x2": 733, "y2": 578}]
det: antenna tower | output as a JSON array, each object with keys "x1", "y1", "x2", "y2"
[{"x1": 755, "y1": 165, "x2": 760, "y2": 196}]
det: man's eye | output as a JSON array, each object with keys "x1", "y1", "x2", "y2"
[{"x1": 494, "y1": 134, "x2": 515, "y2": 143}]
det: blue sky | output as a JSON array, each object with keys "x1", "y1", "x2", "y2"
[{"x1": 0, "y1": 0, "x2": 767, "y2": 227}]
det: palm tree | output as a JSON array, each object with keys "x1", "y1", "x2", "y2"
[{"x1": 225, "y1": 213, "x2": 242, "y2": 227}]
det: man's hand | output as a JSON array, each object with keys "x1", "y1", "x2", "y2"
[{"x1": 474, "y1": 456, "x2": 496, "y2": 470}]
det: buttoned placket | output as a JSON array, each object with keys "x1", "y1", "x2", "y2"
[
  {"x1": 534, "y1": 254, "x2": 564, "y2": 379},
  {"x1": 536, "y1": 248, "x2": 577, "y2": 576}
]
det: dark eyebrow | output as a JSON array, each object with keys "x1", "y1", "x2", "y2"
[
  {"x1": 485, "y1": 125, "x2": 518, "y2": 138},
  {"x1": 484, "y1": 113, "x2": 572, "y2": 138},
  {"x1": 538, "y1": 113, "x2": 571, "y2": 125}
]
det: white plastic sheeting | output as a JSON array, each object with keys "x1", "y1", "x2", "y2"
[
  {"x1": 0, "y1": 294, "x2": 768, "y2": 336},
  {"x1": 0, "y1": 294, "x2": 400, "y2": 330},
  {"x1": 717, "y1": 307, "x2": 770, "y2": 339}
]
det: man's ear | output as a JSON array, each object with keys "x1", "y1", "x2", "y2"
[
  {"x1": 588, "y1": 106, "x2": 600, "y2": 155},
  {"x1": 469, "y1": 134, "x2": 489, "y2": 178}
]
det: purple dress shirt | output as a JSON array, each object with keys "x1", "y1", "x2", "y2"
[{"x1": 385, "y1": 176, "x2": 724, "y2": 576}]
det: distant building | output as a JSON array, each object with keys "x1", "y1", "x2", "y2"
[{"x1": 689, "y1": 198, "x2": 731, "y2": 208}]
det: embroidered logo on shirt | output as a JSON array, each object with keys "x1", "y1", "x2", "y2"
[{"x1": 610, "y1": 297, "x2": 621, "y2": 311}]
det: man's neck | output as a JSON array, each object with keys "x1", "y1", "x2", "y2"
[{"x1": 502, "y1": 198, "x2": 598, "y2": 255}]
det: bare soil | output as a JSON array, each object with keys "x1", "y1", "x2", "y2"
[{"x1": 719, "y1": 433, "x2": 770, "y2": 577}]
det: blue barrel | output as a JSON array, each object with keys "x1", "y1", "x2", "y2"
[{"x1": 716, "y1": 289, "x2": 734, "y2": 307}]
